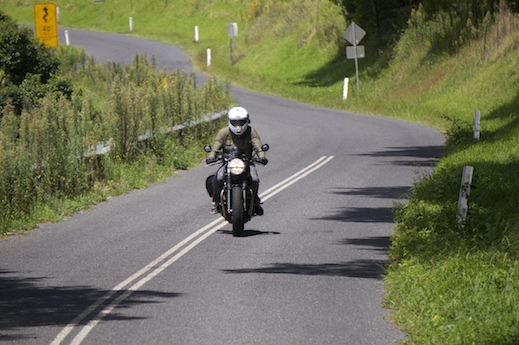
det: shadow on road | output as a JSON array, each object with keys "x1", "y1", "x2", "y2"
[
  {"x1": 337, "y1": 236, "x2": 391, "y2": 254},
  {"x1": 359, "y1": 145, "x2": 444, "y2": 167},
  {"x1": 331, "y1": 186, "x2": 410, "y2": 200},
  {"x1": 217, "y1": 229, "x2": 280, "y2": 237},
  {"x1": 222, "y1": 260, "x2": 387, "y2": 279},
  {"x1": 313, "y1": 206, "x2": 395, "y2": 223},
  {"x1": 312, "y1": 185, "x2": 409, "y2": 224},
  {"x1": 0, "y1": 269, "x2": 182, "y2": 341}
]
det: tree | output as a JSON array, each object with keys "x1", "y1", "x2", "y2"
[
  {"x1": 331, "y1": 0, "x2": 421, "y2": 43},
  {"x1": 0, "y1": 10, "x2": 61, "y2": 115},
  {"x1": 331, "y1": 0, "x2": 519, "y2": 46},
  {"x1": 0, "y1": 11, "x2": 59, "y2": 85},
  {"x1": 506, "y1": 0, "x2": 519, "y2": 12},
  {"x1": 420, "y1": 0, "x2": 499, "y2": 25}
]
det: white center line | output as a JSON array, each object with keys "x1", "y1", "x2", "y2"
[{"x1": 51, "y1": 156, "x2": 334, "y2": 345}]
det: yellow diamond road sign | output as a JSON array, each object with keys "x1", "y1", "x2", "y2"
[{"x1": 34, "y1": 3, "x2": 58, "y2": 47}]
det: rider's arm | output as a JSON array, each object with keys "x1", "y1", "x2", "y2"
[
  {"x1": 250, "y1": 127, "x2": 266, "y2": 159},
  {"x1": 208, "y1": 127, "x2": 229, "y2": 159}
]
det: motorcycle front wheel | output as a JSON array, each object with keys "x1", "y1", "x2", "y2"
[{"x1": 231, "y1": 186, "x2": 244, "y2": 236}]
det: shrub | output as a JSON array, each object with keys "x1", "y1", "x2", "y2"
[
  {"x1": 0, "y1": 50, "x2": 232, "y2": 233},
  {"x1": 0, "y1": 11, "x2": 61, "y2": 116}
]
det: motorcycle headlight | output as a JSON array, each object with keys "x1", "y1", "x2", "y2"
[{"x1": 229, "y1": 158, "x2": 246, "y2": 175}]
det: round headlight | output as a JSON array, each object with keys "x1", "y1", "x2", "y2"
[{"x1": 229, "y1": 158, "x2": 246, "y2": 175}]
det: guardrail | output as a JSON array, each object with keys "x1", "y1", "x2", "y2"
[{"x1": 84, "y1": 109, "x2": 228, "y2": 157}]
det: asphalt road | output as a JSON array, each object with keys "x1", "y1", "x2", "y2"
[{"x1": 0, "y1": 28, "x2": 445, "y2": 344}]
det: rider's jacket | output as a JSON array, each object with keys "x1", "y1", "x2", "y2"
[{"x1": 208, "y1": 126, "x2": 266, "y2": 160}]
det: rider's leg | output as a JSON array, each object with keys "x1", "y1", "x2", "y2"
[
  {"x1": 211, "y1": 166, "x2": 224, "y2": 213},
  {"x1": 249, "y1": 165, "x2": 263, "y2": 216}
]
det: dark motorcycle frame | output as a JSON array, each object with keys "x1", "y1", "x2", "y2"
[{"x1": 205, "y1": 144, "x2": 269, "y2": 236}]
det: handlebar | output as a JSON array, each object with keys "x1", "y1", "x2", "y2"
[
  {"x1": 205, "y1": 155, "x2": 267, "y2": 167},
  {"x1": 204, "y1": 144, "x2": 269, "y2": 167},
  {"x1": 253, "y1": 157, "x2": 268, "y2": 166}
]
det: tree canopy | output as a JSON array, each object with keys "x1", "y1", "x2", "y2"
[
  {"x1": 332, "y1": 0, "x2": 518, "y2": 43},
  {"x1": 0, "y1": 11, "x2": 59, "y2": 85},
  {"x1": 0, "y1": 10, "x2": 61, "y2": 115}
]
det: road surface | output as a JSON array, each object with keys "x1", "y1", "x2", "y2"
[{"x1": 0, "y1": 28, "x2": 444, "y2": 344}]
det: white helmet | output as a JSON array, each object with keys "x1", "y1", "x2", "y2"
[{"x1": 228, "y1": 106, "x2": 249, "y2": 136}]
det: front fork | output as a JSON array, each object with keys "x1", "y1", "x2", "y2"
[{"x1": 220, "y1": 181, "x2": 254, "y2": 220}]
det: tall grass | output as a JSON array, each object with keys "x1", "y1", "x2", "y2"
[{"x1": 0, "y1": 47, "x2": 232, "y2": 233}]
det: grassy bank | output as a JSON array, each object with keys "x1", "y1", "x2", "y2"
[{"x1": 3, "y1": 1, "x2": 519, "y2": 343}]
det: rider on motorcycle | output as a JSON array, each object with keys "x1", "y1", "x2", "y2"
[{"x1": 206, "y1": 106, "x2": 268, "y2": 215}]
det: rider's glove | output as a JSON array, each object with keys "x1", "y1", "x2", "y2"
[
  {"x1": 259, "y1": 158, "x2": 268, "y2": 165},
  {"x1": 206, "y1": 157, "x2": 216, "y2": 164}
]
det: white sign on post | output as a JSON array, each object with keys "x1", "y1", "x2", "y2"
[
  {"x1": 227, "y1": 22, "x2": 238, "y2": 65},
  {"x1": 343, "y1": 22, "x2": 366, "y2": 93},
  {"x1": 227, "y1": 22, "x2": 238, "y2": 37},
  {"x1": 343, "y1": 22, "x2": 365, "y2": 45},
  {"x1": 346, "y1": 45, "x2": 365, "y2": 59}
]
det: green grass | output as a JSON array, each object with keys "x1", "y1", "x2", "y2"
[
  {"x1": 385, "y1": 251, "x2": 519, "y2": 344},
  {"x1": 3, "y1": 1, "x2": 519, "y2": 343}
]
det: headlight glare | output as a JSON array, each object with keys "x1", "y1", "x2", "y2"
[{"x1": 229, "y1": 159, "x2": 245, "y2": 175}]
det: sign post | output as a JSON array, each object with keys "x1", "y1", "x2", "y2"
[
  {"x1": 227, "y1": 22, "x2": 238, "y2": 65},
  {"x1": 342, "y1": 22, "x2": 366, "y2": 92},
  {"x1": 34, "y1": 3, "x2": 58, "y2": 47},
  {"x1": 93, "y1": 0, "x2": 105, "y2": 26}
]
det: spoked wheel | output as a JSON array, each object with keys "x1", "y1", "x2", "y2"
[{"x1": 231, "y1": 186, "x2": 244, "y2": 236}]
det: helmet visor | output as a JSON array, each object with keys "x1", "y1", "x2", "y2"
[{"x1": 230, "y1": 119, "x2": 247, "y2": 127}]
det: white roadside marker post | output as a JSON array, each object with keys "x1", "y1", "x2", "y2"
[
  {"x1": 474, "y1": 110, "x2": 481, "y2": 141},
  {"x1": 457, "y1": 166, "x2": 474, "y2": 227},
  {"x1": 343, "y1": 78, "x2": 349, "y2": 101}
]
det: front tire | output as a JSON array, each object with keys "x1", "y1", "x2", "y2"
[{"x1": 231, "y1": 186, "x2": 244, "y2": 236}]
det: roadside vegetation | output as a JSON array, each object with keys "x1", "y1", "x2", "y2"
[
  {"x1": 2, "y1": 0, "x2": 519, "y2": 343},
  {"x1": 0, "y1": 11, "x2": 231, "y2": 233}
]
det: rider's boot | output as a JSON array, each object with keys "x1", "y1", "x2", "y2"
[
  {"x1": 254, "y1": 196, "x2": 264, "y2": 216},
  {"x1": 211, "y1": 202, "x2": 219, "y2": 215}
]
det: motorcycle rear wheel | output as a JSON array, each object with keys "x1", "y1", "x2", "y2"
[{"x1": 231, "y1": 186, "x2": 244, "y2": 236}]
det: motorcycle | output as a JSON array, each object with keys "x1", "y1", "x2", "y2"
[{"x1": 204, "y1": 144, "x2": 269, "y2": 236}]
